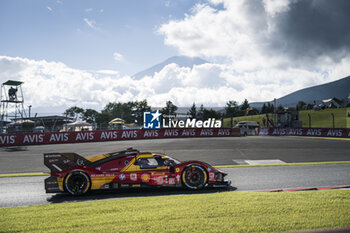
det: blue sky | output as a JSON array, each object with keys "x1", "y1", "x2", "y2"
[
  {"x1": 0, "y1": 0, "x2": 349, "y2": 114},
  {"x1": 0, "y1": 0, "x2": 204, "y2": 75}
]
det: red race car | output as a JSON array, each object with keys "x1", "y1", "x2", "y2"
[{"x1": 44, "y1": 148, "x2": 231, "y2": 195}]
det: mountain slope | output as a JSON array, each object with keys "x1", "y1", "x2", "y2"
[
  {"x1": 250, "y1": 76, "x2": 350, "y2": 109},
  {"x1": 132, "y1": 56, "x2": 207, "y2": 79}
]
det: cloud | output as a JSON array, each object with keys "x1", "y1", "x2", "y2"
[
  {"x1": 96, "y1": 70, "x2": 120, "y2": 75},
  {"x1": 83, "y1": 18, "x2": 98, "y2": 29},
  {"x1": 85, "y1": 8, "x2": 93, "y2": 13},
  {"x1": 158, "y1": 0, "x2": 350, "y2": 69},
  {"x1": 1, "y1": 55, "x2": 349, "y2": 115},
  {"x1": 47, "y1": 6, "x2": 52, "y2": 11},
  {"x1": 113, "y1": 52, "x2": 124, "y2": 62}
]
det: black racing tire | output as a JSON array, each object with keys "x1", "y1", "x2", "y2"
[
  {"x1": 181, "y1": 165, "x2": 208, "y2": 190},
  {"x1": 64, "y1": 171, "x2": 91, "y2": 196}
]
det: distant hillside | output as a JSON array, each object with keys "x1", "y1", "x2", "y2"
[
  {"x1": 250, "y1": 76, "x2": 350, "y2": 109},
  {"x1": 132, "y1": 56, "x2": 208, "y2": 79}
]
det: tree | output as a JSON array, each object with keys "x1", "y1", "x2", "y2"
[
  {"x1": 261, "y1": 103, "x2": 267, "y2": 114},
  {"x1": 277, "y1": 105, "x2": 284, "y2": 112},
  {"x1": 266, "y1": 103, "x2": 274, "y2": 113},
  {"x1": 95, "y1": 112, "x2": 110, "y2": 129},
  {"x1": 296, "y1": 101, "x2": 307, "y2": 111},
  {"x1": 225, "y1": 100, "x2": 239, "y2": 117},
  {"x1": 239, "y1": 99, "x2": 250, "y2": 116},
  {"x1": 161, "y1": 101, "x2": 178, "y2": 116},
  {"x1": 64, "y1": 106, "x2": 84, "y2": 121},
  {"x1": 132, "y1": 99, "x2": 151, "y2": 125},
  {"x1": 188, "y1": 103, "x2": 197, "y2": 119},
  {"x1": 197, "y1": 104, "x2": 204, "y2": 120},
  {"x1": 82, "y1": 109, "x2": 98, "y2": 124},
  {"x1": 203, "y1": 108, "x2": 221, "y2": 121},
  {"x1": 102, "y1": 101, "x2": 135, "y2": 123}
]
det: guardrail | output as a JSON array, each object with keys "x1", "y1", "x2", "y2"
[
  {"x1": 0, "y1": 128, "x2": 240, "y2": 147},
  {"x1": 259, "y1": 128, "x2": 350, "y2": 138}
]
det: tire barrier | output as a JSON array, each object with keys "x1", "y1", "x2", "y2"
[{"x1": 0, "y1": 128, "x2": 240, "y2": 147}]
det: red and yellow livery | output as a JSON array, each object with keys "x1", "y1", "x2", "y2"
[{"x1": 44, "y1": 148, "x2": 230, "y2": 195}]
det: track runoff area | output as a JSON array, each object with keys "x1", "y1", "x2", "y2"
[{"x1": 1, "y1": 136, "x2": 350, "y2": 232}]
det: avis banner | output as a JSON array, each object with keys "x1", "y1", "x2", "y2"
[
  {"x1": 0, "y1": 128, "x2": 238, "y2": 147},
  {"x1": 259, "y1": 128, "x2": 350, "y2": 138}
]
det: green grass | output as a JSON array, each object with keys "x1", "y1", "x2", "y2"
[{"x1": 0, "y1": 190, "x2": 349, "y2": 233}]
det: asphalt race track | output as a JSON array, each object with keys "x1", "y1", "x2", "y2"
[
  {"x1": 1, "y1": 164, "x2": 350, "y2": 208},
  {"x1": 0, "y1": 136, "x2": 350, "y2": 208},
  {"x1": 1, "y1": 136, "x2": 350, "y2": 173}
]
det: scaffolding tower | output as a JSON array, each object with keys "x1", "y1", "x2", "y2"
[{"x1": 0, "y1": 80, "x2": 27, "y2": 133}]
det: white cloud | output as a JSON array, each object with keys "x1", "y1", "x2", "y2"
[
  {"x1": 262, "y1": 0, "x2": 292, "y2": 17},
  {"x1": 47, "y1": 6, "x2": 52, "y2": 11},
  {"x1": 96, "y1": 70, "x2": 120, "y2": 75},
  {"x1": 158, "y1": 0, "x2": 350, "y2": 72},
  {"x1": 0, "y1": 55, "x2": 348, "y2": 115},
  {"x1": 85, "y1": 8, "x2": 93, "y2": 13},
  {"x1": 113, "y1": 52, "x2": 124, "y2": 62},
  {"x1": 83, "y1": 18, "x2": 97, "y2": 29}
]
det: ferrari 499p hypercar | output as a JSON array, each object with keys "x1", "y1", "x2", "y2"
[{"x1": 44, "y1": 148, "x2": 231, "y2": 196}]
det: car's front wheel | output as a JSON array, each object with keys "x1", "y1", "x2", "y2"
[
  {"x1": 64, "y1": 171, "x2": 91, "y2": 196},
  {"x1": 182, "y1": 165, "x2": 207, "y2": 190}
]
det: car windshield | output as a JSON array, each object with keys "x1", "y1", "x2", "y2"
[{"x1": 165, "y1": 156, "x2": 181, "y2": 165}]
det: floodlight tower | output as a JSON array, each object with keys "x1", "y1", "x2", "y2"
[{"x1": 0, "y1": 80, "x2": 27, "y2": 132}]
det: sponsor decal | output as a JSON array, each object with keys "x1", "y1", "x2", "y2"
[
  {"x1": 143, "y1": 110, "x2": 161, "y2": 129},
  {"x1": 327, "y1": 129, "x2": 343, "y2": 137},
  {"x1": 91, "y1": 173, "x2": 114, "y2": 177},
  {"x1": 154, "y1": 176, "x2": 164, "y2": 184},
  {"x1": 48, "y1": 159, "x2": 59, "y2": 163},
  {"x1": 130, "y1": 173, "x2": 137, "y2": 181},
  {"x1": 207, "y1": 167, "x2": 211, "y2": 172},
  {"x1": 23, "y1": 134, "x2": 44, "y2": 143},
  {"x1": 100, "y1": 131, "x2": 118, "y2": 140},
  {"x1": 209, "y1": 172, "x2": 215, "y2": 180},
  {"x1": 0, "y1": 135, "x2": 15, "y2": 144},
  {"x1": 169, "y1": 178, "x2": 175, "y2": 185},
  {"x1": 63, "y1": 159, "x2": 70, "y2": 164},
  {"x1": 96, "y1": 167, "x2": 101, "y2": 171},
  {"x1": 124, "y1": 160, "x2": 130, "y2": 166},
  {"x1": 75, "y1": 132, "x2": 94, "y2": 141},
  {"x1": 176, "y1": 174, "x2": 180, "y2": 182},
  {"x1": 119, "y1": 174, "x2": 126, "y2": 180},
  {"x1": 45, "y1": 154, "x2": 61, "y2": 158},
  {"x1": 76, "y1": 159, "x2": 85, "y2": 166},
  {"x1": 120, "y1": 184, "x2": 129, "y2": 188},
  {"x1": 175, "y1": 168, "x2": 180, "y2": 173},
  {"x1": 141, "y1": 174, "x2": 150, "y2": 182}
]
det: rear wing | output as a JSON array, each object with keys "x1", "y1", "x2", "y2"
[{"x1": 44, "y1": 153, "x2": 91, "y2": 173}]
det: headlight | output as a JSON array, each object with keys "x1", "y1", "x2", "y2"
[{"x1": 215, "y1": 173, "x2": 223, "y2": 181}]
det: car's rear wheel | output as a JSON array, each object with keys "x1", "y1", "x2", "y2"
[
  {"x1": 64, "y1": 171, "x2": 91, "y2": 196},
  {"x1": 182, "y1": 165, "x2": 207, "y2": 190}
]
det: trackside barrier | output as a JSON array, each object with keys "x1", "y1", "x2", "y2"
[
  {"x1": 0, "y1": 128, "x2": 240, "y2": 147},
  {"x1": 259, "y1": 128, "x2": 350, "y2": 138}
]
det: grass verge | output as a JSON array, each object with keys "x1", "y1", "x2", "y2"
[{"x1": 0, "y1": 190, "x2": 349, "y2": 233}]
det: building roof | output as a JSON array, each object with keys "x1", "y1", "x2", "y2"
[{"x1": 3, "y1": 80, "x2": 23, "y2": 86}]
